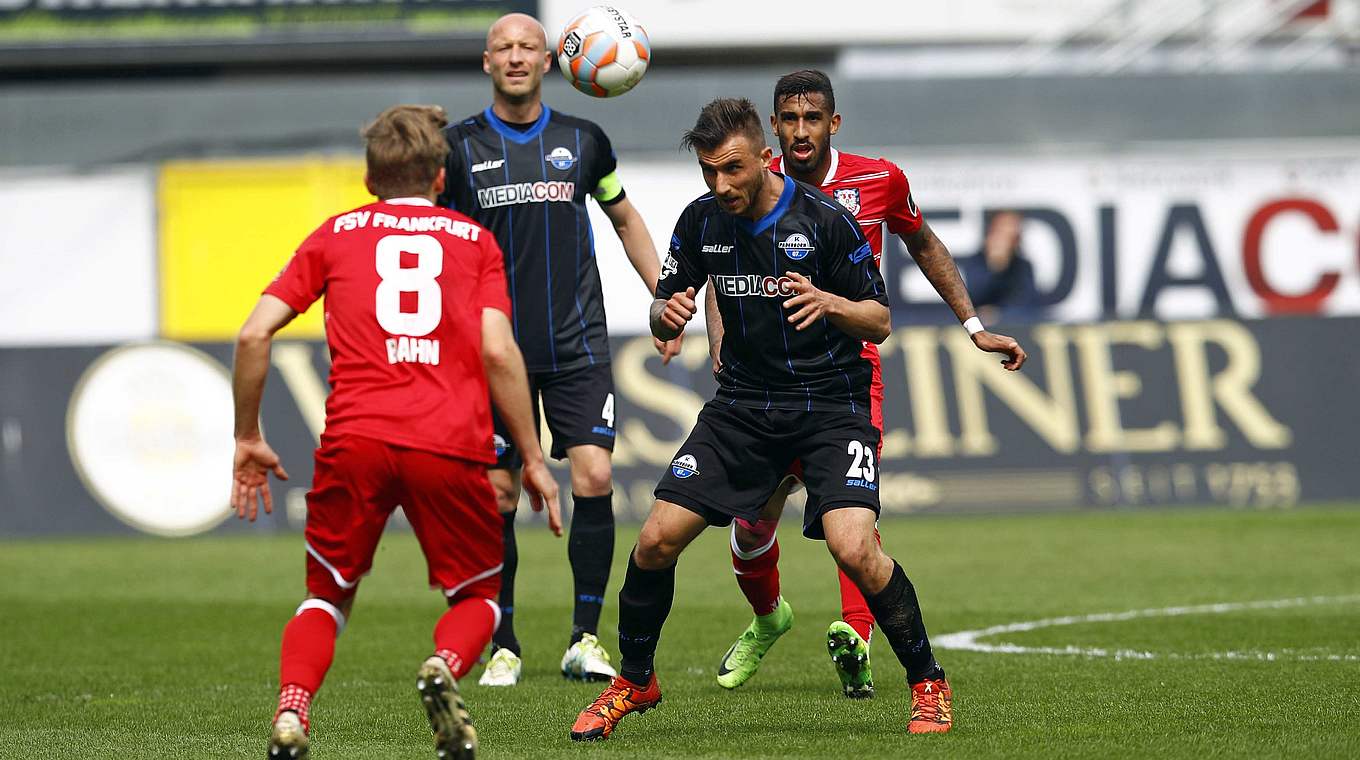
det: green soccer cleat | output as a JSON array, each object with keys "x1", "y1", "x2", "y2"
[
  {"x1": 827, "y1": 620, "x2": 875, "y2": 699},
  {"x1": 716, "y1": 598, "x2": 794, "y2": 689}
]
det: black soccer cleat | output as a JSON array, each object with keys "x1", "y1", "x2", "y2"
[{"x1": 417, "y1": 656, "x2": 478, "y2": 759}]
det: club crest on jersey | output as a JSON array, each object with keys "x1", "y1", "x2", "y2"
[
  {"x1": 778, "y1": 233, "x2": 814, "y2": 261},
  {"x1": 834, "y1": 188, "x2": 861, "y2": 215},
  {"x1": 545, "y1": 146, "x2": 577, "y2": 171},
  {"x1": 671, "y1": 454, "x2": 699, "y2": 479},
  {"x1": 493, "y1": 434, "x2": 510, "y2": 457}
]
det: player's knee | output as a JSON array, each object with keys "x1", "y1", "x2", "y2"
[
  {"x1": 492, "y1": 481, "x2": 521, "y2": 514},
  {"x1": 571, "y1": 458, "x2": 613, "y2": 497},
  {"x1": 634, "y1": 524, "x2": 681, "y2": 570},
  {"x1": 828, "y1": 536, "x2": 879, "y2": 584}
]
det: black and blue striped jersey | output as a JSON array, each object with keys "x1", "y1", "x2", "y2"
[
  {"x1": 438, "y1": 105, "x2": 624, "y2": 373},
  {"x1": 656, "y1": 174, "x2": 889, "y2": 416}
]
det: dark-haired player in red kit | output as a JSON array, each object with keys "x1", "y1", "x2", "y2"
[
  {"x1": 707, "y1": 71, "x2": 1026, "y2": 732},
  {"x1": 230, "y1": 104, "x2": 561, "y2": 760}
]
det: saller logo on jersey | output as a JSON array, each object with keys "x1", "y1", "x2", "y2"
[
  {"x1": 778, "y1": 233, "x2": 814, "y2": 260},
  {"x1": 713, "y1": 274, "x2": 797, "y2": 298},
  {"x1": 477, "y1": 181, "x2": 575, "y2": 208},
  {"x1": 701, "y1": 243, "x2": 734, "y2": 254},
  {"x1": 671, "y1": 454, "x2": 699, "y2": 479}
]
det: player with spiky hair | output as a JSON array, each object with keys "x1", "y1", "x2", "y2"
[
  {"x1": 571, "y1": 97, "x2": 984, "y2": 741},
  {"x1": 438, "y1": 12, "x2": 679, "y2": 688},
  {"x1": 231, "y1": 104, "x2": 561, "y2": 759},
  {"x1": 708, "y1": 70, "x2": 1026, "y2": 728}
]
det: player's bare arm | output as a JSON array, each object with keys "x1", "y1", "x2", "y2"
[
  {"x1": 704, "y1": 280, "x2": 723, "y2": 372},
  {"x1": 651, "y1": 287, "x2": 697, "y2": 341},
  {"x1": 781, "y1": 271, "x2": 890, "y2": 343},
  {"x1": 481, "y1": 307, "x2": 562, "y2": 536},
  {"x1": 230, "y1": 294, "x2": 296, "y2": 521},
  {"x1": 902, "y1": 221, "x2": 1028, "y2": 371},
  {"x1": 601, "y1": 196, "x2": 684, "y2": 364}
]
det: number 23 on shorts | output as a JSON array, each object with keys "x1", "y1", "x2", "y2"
[{"x1": 845, "y1": 440, "x2": 876, "y2": 482}]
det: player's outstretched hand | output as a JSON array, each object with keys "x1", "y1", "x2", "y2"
[
  {"x1": 660, "y1": 287, "x2": 698, "y2": 333},
  {"x1": 522, "y1": 458, "x2": 563, "y2": 537},
  {"x1": 231, "y1": 437, "x2": 289, "y2": 522},
  {"x1": 972, "y1": 330, "x2": 1028, "y2": 371},
  {"x1": 653, "y1": 331, "x2": 684, "y2": 365},
  {"x1": 782, "y1": 271, "x2": 834, "y2": 331}
]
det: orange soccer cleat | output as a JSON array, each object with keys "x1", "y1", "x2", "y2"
[
  {"x1": 908, "y1": 677, "x2": 953, "y2": 734},
  {"x1": 569, "y1": 673, "x2": 663, "y2": 741}
]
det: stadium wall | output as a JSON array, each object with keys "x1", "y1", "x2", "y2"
[{"x1": 1, "y1": 318, "x2": 1355, "y2": 537}]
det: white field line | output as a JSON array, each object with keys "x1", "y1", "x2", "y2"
[{"x1": 935, "y1": 595, "x2": 1360, "y2": 662}]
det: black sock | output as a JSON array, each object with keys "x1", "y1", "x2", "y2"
[
  {"x1": 617, "y1": 551, "x2": 674, "y2": 685},
  {"x1": 491, "y1": 511, "x2": 521, "y2": 656},
  {"x1": 568, "y1": 492, "x2": 615, "y2": 644},
  {"x1": 863, "y1": 561, "x2": 945, "y2": 683}
]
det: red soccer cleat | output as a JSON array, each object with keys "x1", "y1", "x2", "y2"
[
  {"x1": 908, "y1": 677, "x2": 953, "y2": 734},
  {"x1": 569, "y1": 673, "x2": 663, "y2": 741}
]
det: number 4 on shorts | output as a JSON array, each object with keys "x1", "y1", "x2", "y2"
[{"x1": 601, "y1": 393, "x2": 615, "y2": 429}]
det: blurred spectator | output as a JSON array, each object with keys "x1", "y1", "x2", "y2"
[{"x1": 960, "y1": 210, "x2": 1044, "y2": 323}]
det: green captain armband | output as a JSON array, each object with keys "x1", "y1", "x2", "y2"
[{"x1": 592, "y1": 171, "x2": 626, "y2": 206}]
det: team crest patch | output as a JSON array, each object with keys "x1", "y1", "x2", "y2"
[
  {"x1": 545, "y1": 146, "x2": 577, "y2": 171},
  {"x1": 834, "y1": 187, "x2": 861, "y2": 215},
  {"x1": 778, "y1": 232, "x2": 814, "y2": 261},
  {"x1": 671, "y1": 454, "x2": 699, "y2": 479},
  {"x1": 493, "y1": 434, "x2": 510, "y2": 457}
]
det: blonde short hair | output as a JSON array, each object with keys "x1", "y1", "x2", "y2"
[{"x1": 361, "y1": 105, "x2": 450, "y2": 198}]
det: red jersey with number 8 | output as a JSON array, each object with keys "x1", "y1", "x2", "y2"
[{"x1": 265, "y1": 197, "x2": 510, "y2": 464}]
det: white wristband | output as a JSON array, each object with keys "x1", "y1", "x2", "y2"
[{"x1": 963, "y1": 317, "x2": 984, "y2": 336}]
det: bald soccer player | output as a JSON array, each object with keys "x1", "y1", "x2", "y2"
[{"x1": 437, "y1": 13, "x2": 679, "y2": 687}]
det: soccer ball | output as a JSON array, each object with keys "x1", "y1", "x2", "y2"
[{"x1": 557, "y1": 6, "x2": 651, "y2": 98}]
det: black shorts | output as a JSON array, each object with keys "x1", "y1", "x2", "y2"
[
  {"x1": 491, "y1": 362, "x2": 616, "y2": 469},
  {"x1": 654, "y1": 400, "x2": 881, "y2": 540}
]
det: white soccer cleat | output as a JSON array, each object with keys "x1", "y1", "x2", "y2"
[
  {"x1": 267, "y1": 711, "x2": 309, "y2": 759},
  {"x1": 477, "y1": 647, "x2": 522, "y2": 687},
  {"x1": 561, "y1": 633, "x2": 618, "y2": 682}
]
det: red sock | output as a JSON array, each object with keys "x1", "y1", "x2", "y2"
[
  {"x1": 277, "y1": 602, "x2": 342, "y2": 732},
  {"x1": 732, "y1": 523, "x2": 781, "y2": 616},
  {"x1": 838, "y1": 528, "x2": 881, "y2": 642},
  {"x1": 434, "y1": 596, "x2": 499, "y2": 680}
]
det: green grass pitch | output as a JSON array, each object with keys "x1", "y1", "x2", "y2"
[{"x1": 2, "y1": 506, "x2": 1358, "y2": 758}]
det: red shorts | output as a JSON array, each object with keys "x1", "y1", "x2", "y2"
[{"x1": 304, "y1": 434, "x2": 502, "y2": 603}]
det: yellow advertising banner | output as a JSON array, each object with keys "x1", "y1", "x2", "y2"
[{"x1": 159, "y1": 158, "x2": 371, "y2": 340}]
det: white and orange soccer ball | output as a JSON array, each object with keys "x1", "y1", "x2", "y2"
[{"x1": 556, "y1": 6, "x2": 651, "y2": 98}]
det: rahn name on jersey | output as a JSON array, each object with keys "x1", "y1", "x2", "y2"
[{"x1": 385, "y1": 336, "x2": 440, "y2": 366}]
